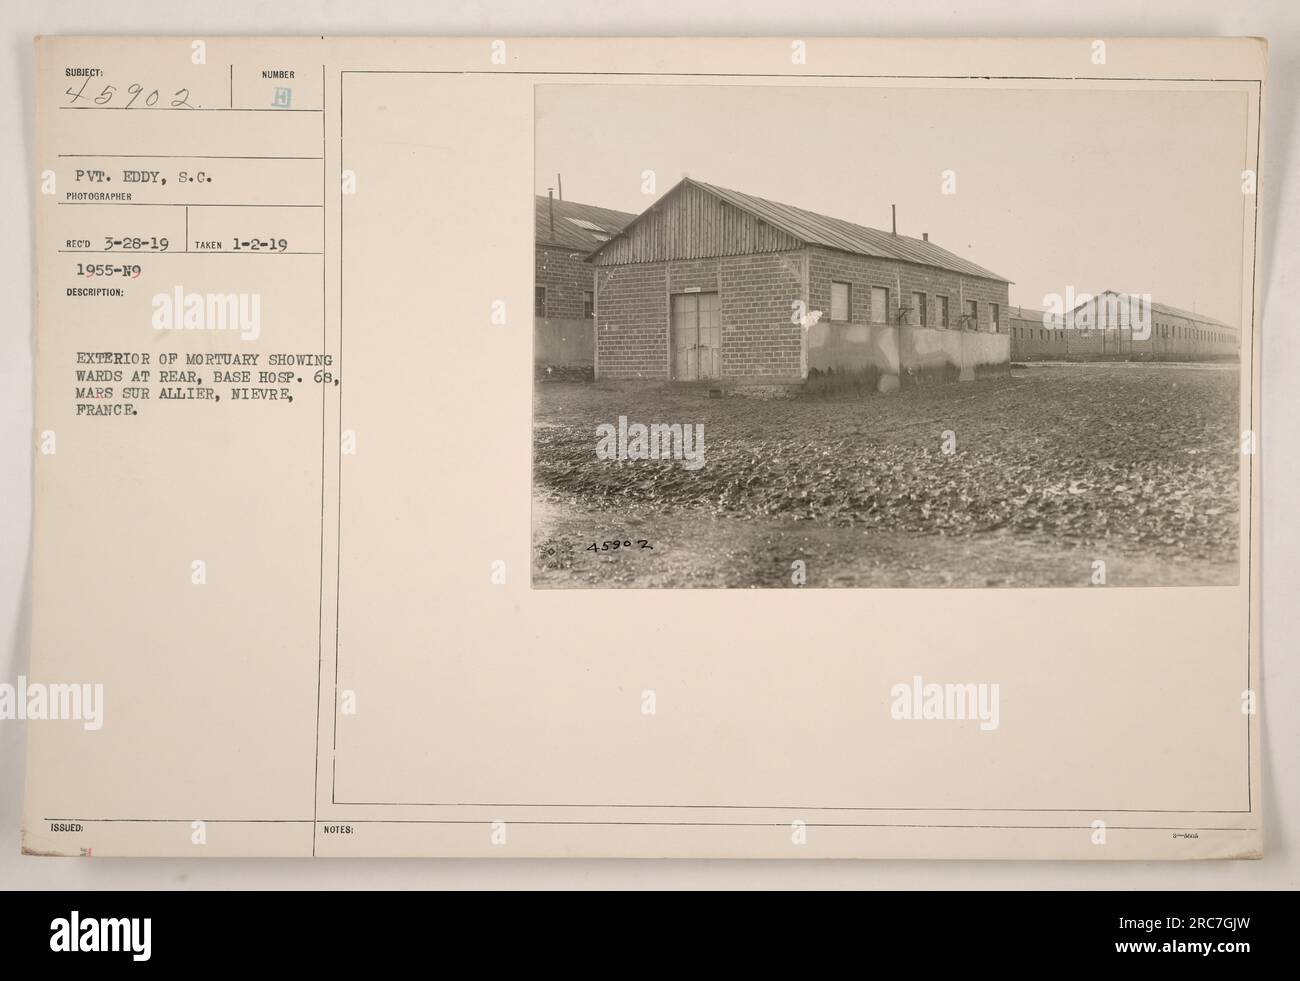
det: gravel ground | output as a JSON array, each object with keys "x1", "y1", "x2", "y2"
[{"x1": 532, "y1": 363, "x2": 1243, "y2": 587}]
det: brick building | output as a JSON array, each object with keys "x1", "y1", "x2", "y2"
[
  {"x1": 1008, "y1": 292, "x2": 1240, "y2": 361},
  {"x1": 534, "y1": 195, "x2": 637, "y2": 371},
  {"x1": 588, "y1": 178, "x2": 1011, "y2": 387}
]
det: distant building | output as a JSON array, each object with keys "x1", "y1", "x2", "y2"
[
  {"x1": 588, "y1": 178, "x2": 1011, "y2": 387},
  {"x1": 1006, "y1": 306, "x2": 1065, "y2": 360},
  {"x1": 535, "y1": 195, "x2": 636, "y2": 375},
  {"x1": 1008, "y1": 291, "x2": 1240, "y2": 361}
]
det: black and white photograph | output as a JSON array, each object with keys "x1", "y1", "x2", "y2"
[
  {"x1": 0, "y1": 0, "x2": 1294, "y2": 954},
  {"x1": 532, "y1": 83, "x2": 1248, "y2": 588}
]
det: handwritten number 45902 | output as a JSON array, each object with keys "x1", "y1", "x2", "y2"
[{"x1": 65, "y1": 78, "x2": 195, "y2": 109}]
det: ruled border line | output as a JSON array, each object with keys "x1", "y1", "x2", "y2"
[{"x1": 322, "y1": 69, "x2": 1261, "y2": 825}]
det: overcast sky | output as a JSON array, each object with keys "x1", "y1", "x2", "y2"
[{"x1": 535, "y1": 83, "x2": 1250, "y2": 325}]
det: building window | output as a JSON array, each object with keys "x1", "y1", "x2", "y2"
[
  {"x1": 534, "y1": 286, "x2": 546, "y2": 317},
  {"x1": 990, "y1": 303, "x2": 1000, "y2": 332},
  {"x1": 870, "y1": 286, "x2": 889, "y2": 324},
  {"x1": 583, "y1": 290, "x2": 594, "y2": 319},
  {"x1": 830, "y1": 282, "x2": 851, "y2": 322},
  {"x1": 910, "y1": 292, "x2": 926, "y2": 327},
  {"x1": 963, "y1": 299, "x2": 978, "y2": 330},
  {"x1": 937, "y1": 295, "x2": 950, "y2": 328}
]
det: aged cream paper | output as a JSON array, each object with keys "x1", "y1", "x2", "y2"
[{"x1": 24, "y1": 36, "x2": 1263, "y2": 858}]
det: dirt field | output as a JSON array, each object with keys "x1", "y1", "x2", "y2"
[{"x1": 532, "y1": 363, "x2": 1242, "y2": 587}]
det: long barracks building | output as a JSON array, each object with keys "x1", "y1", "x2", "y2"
[{"x1": 1008, "y1": 292, "x2": 1240, "y2": 362}]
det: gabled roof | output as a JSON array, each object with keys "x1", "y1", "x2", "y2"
[
  {"x1": 535, "y1": 196, "x2": 638, "y2": 253},
  {"x1": 1070, "y1": 290, "x2": 1237, "y2": 331},
  {"x1": 591, "y1": 178, "x2": 1010, "y2": 282}
]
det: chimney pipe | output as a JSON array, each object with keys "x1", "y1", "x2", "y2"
[
  {"x1": 891, "y1": 204, "x2": 897, "y2": 236},
  {"x1": 922, "y1": 232, "x2": 929, "y2": 242},
  {"x1": 557, "y1": 173, "x2": 563, "y2": 201},
  {"x1": 548, "y1": 188, "x2": 555, "y2": 240}
]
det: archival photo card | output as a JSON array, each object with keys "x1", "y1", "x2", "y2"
[{"x1": 25, "y1": 36, "x2": 1262, "y2": 860}]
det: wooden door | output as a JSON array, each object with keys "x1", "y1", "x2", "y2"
[{"x1": 671, "y1": 292, "x2": 720, "y2": 380}]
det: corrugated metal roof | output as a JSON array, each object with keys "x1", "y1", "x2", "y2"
[
  {"x1": 1148, "y1": 300, "x2": 1237, "y2": 331},
  {"x1": 679, "y1": 179, "x2": 1011, "y2": 283},
  {"x1": 1008, "y1": 305, "x2": 1062, "y2": 325},
  {"x1": 535, "y1": 196, "x2": 638, "y2": 253},
  {"x1": 1072, "y1": 291, "x2": 1237, "y2": 331}
]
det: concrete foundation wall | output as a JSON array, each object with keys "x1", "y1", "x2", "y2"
[
  {"x1": 903, "y1": 327, "x2": 1009, "y2": 381},
  {"x1": 805, "y1": 322, "x2": 899, "y2": 375},
  {"x1": 807, "y1": 322, "x2": 1009, "y2": 382},
  {"x1": 534, "y1": 317, "x2": 593, "y2": 366}
]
